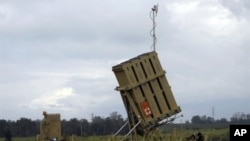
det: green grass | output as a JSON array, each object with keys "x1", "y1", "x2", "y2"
[
  {"x1": 163, "y1": 128, "x2": 229, "y2": 141},
  {"x1": 0, "y1": 128, "x2": 230, "y2": 141},
  {"x1": 0, "y1": 136, "x2": 36, "y2": 141}
]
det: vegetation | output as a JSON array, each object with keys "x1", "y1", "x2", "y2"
[
  {"x1": 0, "y1": 112, "x2": 249, "y2": 140},
  {"x1": 0, "y1": 128, "x2": 229, "y2": 141}
]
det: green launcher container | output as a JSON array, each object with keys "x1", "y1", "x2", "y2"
[{"x1": 112, "y1": 51, "x2": 181, "y2": 130}]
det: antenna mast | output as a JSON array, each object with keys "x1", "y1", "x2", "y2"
[{"x1": 150, "y1": 4, "x2": 158, "y2": 52}]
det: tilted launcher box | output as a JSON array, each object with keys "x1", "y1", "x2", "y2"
[{"x1": 112, "y1": 51, "x2": 181, "y2": 132}]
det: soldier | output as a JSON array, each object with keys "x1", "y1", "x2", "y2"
[
  {"x1": 196, "y1": 132, "x2": 204, "y2": 141},
  {"x1": 186, "y1": 132, "x2": 204, "y2": 141}
]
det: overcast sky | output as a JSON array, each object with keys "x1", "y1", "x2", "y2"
[{"x1": 0, "y1": 0, "x2": 249, "y2": 122}]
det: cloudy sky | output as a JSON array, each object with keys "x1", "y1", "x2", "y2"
[{"x1": 0, "y1": 0, "x2": 249, "y2": 122}]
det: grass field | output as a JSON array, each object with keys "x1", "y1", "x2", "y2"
[{"x1": 0, "y1": 128, "x2": 229, "y2": 141}]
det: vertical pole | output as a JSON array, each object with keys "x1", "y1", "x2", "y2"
[
  {"x1": 212, "y1": 106, "x2": 215, "y2": 123},
  {"x1": 152, "y1": 10, "x2": 156, "y2": 52}
]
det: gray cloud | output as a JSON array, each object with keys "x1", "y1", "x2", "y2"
[
  {"x1": 0, "y1": 0, "x2": 249, "y2": 121},
  {"x1": 219, "y1": 0, "x2": 250, "y2": 20}
]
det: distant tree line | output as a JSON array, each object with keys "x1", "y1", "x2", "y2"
[
  {"x1": 0, "y1": 112, "x2": 249, "y2": 137},
  {"x1": 190, "y1": 112, "x2": 250, "y2": 125},
  {"x1": 61, "y1": 112, "x2": 128, "y2": 136},
  {"x1": 162, "y1": 112, "x2": 250, "y2": 132},
  {"x1": 0, "y1": 112, "x2": 127, "y2": 137}
]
